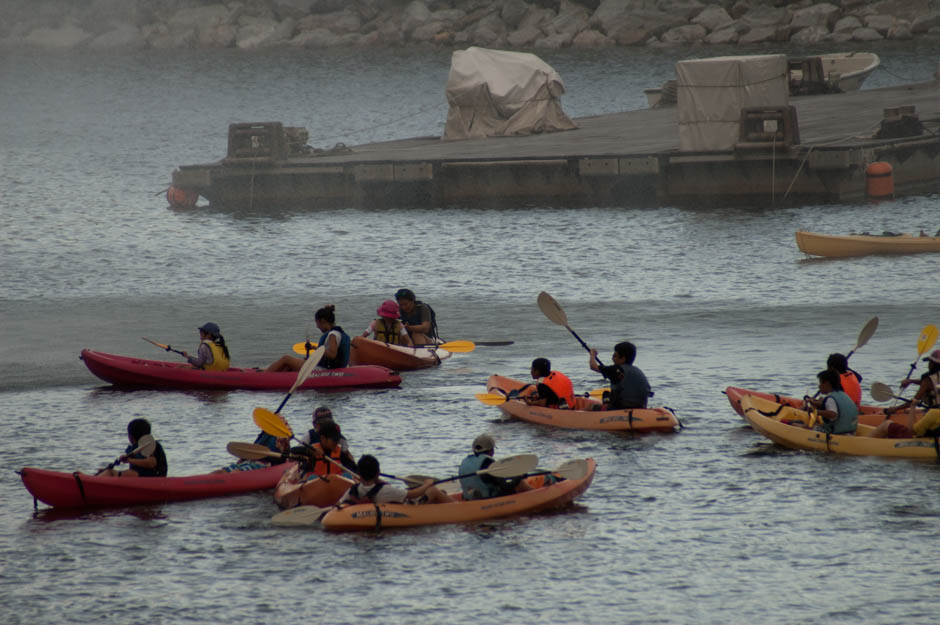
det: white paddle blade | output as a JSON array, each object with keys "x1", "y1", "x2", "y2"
[
  {"x1": 537, "y1": 291, "x2": 568, "y2": 326},
  {"x1": 135, "y1": 434, "x2": 156, "y2": 457},
  {"x1": 271, "y1": 505, "x2": 332, "y2": 527},
  {"x1": 484, "y1": 453, "x2": 539, "y2": 478},
  {"x1": 290, "y1": 346, "x2": 326, "y2": 393},
  {"x1": 551, "y1": 459, "x2": 590, "y2": 481},
  {"x1": 870, "y1": 382, "x2": 899, "y2": 403}
]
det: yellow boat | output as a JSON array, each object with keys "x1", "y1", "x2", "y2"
[
  {"x1": 795, "y1": 230, "x2": 940, "y2": 258},
  {"x1": 485, "y1": 375, "x2": 679, "y2": 433},
  {"x1": 740, "y1": 394, "x2": 940, "y2": 459},
  {"x1": 320, "y1": 458, "x2": 596, "y2": 531}
]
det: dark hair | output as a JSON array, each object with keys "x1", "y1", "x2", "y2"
[
  {"x1": 314, "y1": 304, "x2": 336, "y2": 324},
  {"x1": 826, "y1": 353, "x2": 848, "y2": 373},
  {"x1": 531, "y1": 357, "x2": 551, "y2": 376},
  {"x1": 394, "y1": 288, "x2": 415, "y2": 301},
  {"x1": 215, "y1": 335, "x2": 230, "y2": 360},
  {"x1": 614, "y1": 341, "x2": 637, "y2": 364},
  {"x1": 313, "y1": 406, "x2": 333, "y2": 421},
  {"x1": 357, "y1": 454, "x2": 380, "y2": 480},
  {"x1": 317, "y1": 420, "x2": 341, "y2": 442},
  {"x1": 817, "y1": 369, "x2": 843, "y2": 391},
  {"x1": 127, "y1": 418, "x2": 151, "y2": 440}
]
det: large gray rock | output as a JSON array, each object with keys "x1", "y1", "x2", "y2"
[
  {"x1": 851, "y1": 26, "x2": 885, "y2": 41},
  {"x1": 790, "y1": 24, "x2": 829, "y2": 44},
  {"x1": 550, "y1": 0, "x2": 590, "y2": 36},
  {"x1": 739, "y1": 5, "x2": 791, "y2": 28},
  {"x1": 692, "y1": 6, "x2": 733, "y2": 33},
  {"x1": 887, "y1": 21, "x2": 913, "y2": 40},
  {"x1": 534, "y1": 30, "x2": 574, "y2": 48},
  {"x1": 23, "y1": 23, "x2": 93, "y2": 48},
  {"x1": 864, "y1": 14, "x2": 896, "y2": 35},
  {"x1": 659, "y1": 23, "x2": 706, "y2": 44},
  {"x1": 833, "y1": 16, "x2": 863, "y2": 33},
  {"x1": 507, "y1": 24, "x2": 543, "y2": 46},
  {"x1": 912, "y1": 11, "x2": 940, "y2": 34},
  {"x1": 401, "y1": 0, "x2": 432, "y2": 35},
  {"x1": 168, "y1": 5, "x2": 232, "y2": 31},
  {"x1": 571, "y1": 28, "x2": 614, "y2": 46},
  {"x1": 790, "y1": 3, "x2": 840, "y2": 30},
  {"x1": 863, "y1": 0, "x2": 929, "y2": 22},
  {"x1": 501, "y1": 0, "x2": 530, "y2": 30},
  {"x1": 87, "y1": 23, "x2": 147, "y2": 48},
  {"x1": 738, "y1": 25, "x2": 783, "y2": 43},
  {"x1": 236, "y1": 16, "x2": 295, "y2": 48},
  {"x1": 704, "y1": 24, "x2": 740, "y2": 43}
]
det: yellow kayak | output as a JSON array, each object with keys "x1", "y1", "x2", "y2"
[
  {"x1": 795, "y1": 230, "x2": 940, "y2": 258},
  {"x1": 740, "y1": 395, "x2": 940, "y2": 459}
]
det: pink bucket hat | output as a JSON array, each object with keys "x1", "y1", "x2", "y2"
[{"x1": 377, "y1": 300, "x2": 399, "y2": 319}]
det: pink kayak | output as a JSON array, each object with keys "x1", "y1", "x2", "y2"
[
  {"x1": 19, "y1": 462, "x2": 292, "y2": 509},
  {"x1": 81, "y1": 349, "x2": 401, "y2": 391}
]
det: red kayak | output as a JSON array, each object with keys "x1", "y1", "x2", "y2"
[
  {"x1": 80, "y1": 349, "x2": 401, "y2": 391},
  {"x1": 19, "y1": 463, "x2": 292, "y2": 509}
]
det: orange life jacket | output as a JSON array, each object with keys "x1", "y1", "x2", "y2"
[
  {"x1": 541, "y1": 371, "x2": 575, "y2": 409},
  {"x1": 839, "y1": 371, "x2": 861, "y2": 407},
  {"x1": 310, "y1": 443, "x2": 345, "y2": 476}
]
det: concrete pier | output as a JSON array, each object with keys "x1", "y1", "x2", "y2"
[{"x1": 170, "y1": 80, "x2": 940, "y2": 209}]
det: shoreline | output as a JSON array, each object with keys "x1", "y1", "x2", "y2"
[{"x1": 3, "y1": 0, "x2": 939, "y2": 51}]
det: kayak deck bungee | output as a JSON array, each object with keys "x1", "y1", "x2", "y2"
[
  {"x1": 273, "y1": 465, "x2": 355, "y2": 509},
  {"x1": 19, "y1": 462, "x2": 292, "y2": 509},
  {"x1": 724, "y1": 385, "x2": 915, "y2": 427},
  {"x1": 320, "y1": 458, "x2": 596, "y2": 531},
  {"x1": 486, "y1": 375, "x2": 679, "y2": 432},
  {"x1": 348, "y1": 336, "x2": 451, "y2": 371},
  {"x1": 740, "y1": 395, "x2": 940, "y2": 459},
  {"x1": 80, "y1": 349, "x2": 401, "y2": 391}
]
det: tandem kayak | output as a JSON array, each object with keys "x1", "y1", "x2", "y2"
[
  {"x1": 724, "y1": 386, "x2": 912, "y2": 428},
  {"x1": 485, "y1": 375, "x2": 680, "y2": 433},
  {"x1": 795, "y1": 230, "x2": 940, "y2": 258},
  {"x1": 273, "y1": 465, "x2": 355, "y2": 509},
  {"x1": 80, "y1": 349, "x2": 402, "y2": 391},
  {"x1": 740, "y1": 395, "x2": 940, "y2": 459},
  {"x1": 348, "y1": 336, "x2": 451, "y2": 370},
  {"x1": 319, "y1": 458, "x2": 596, "y2": 531},
  {"x1": 19, "y1": 462, "x2": 292, "y2": 509}
]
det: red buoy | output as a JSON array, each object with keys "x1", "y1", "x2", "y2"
[
  {"x1": 166, "y1": 186, "x2": 199, "y2": 208},
  {"x1": 866, "y1": 162, "x2": 894, "y2": 199}
]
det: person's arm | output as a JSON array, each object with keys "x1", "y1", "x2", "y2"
[
  {"x1": 324, "y1": 331, "x2": 339, "y2": 360},
  {"x1": 405, "y1": 307, "x2": 431, "y2": 335},
  {"x1": 405, "y1": 479, "x2": 436, "y2": 500},
  {"x1": 400, "y1": 325, "x2": 413, "y2": 346},
  {"x1": 589, "y1": 348, "x2": 601, "y2": 373},
  {"x1": 361, "y1": 320, "x2": 374, "y2": 338},
  {"x1": 186, "y1": 343, "x2": 212, "y2": 368},
  {"x1": 126, "y1": 451, "x2": 157, "y2": 470}
]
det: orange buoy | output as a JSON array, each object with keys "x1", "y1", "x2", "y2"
[
  {"x1": 166, "y1": 186, "x2": 199, "y2": 208},
  {"x1": 866, "y1": 161, "x2": 894, "y2": 199}
]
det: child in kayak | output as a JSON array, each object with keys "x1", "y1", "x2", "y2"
[
  {"x1": 361, "y1": 300, "x2": 413, "y2": 346},
  {"x1": 266, "y1": 305, "x2": 351, "y2": 372},
  {"x1": 459, "y1": 434, "x2": 531, "y2": 500},
  {"x1": 98, "y1": 418, "x2": 168, "y2": 478},
  {"x1": 338, "y1": 455, "x2": 453, "y2": 504},
  {"x1": 182, "y1": 322, "x2": 230, "y2": 371}
]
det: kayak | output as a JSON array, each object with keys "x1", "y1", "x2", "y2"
[
  {"x1": 795, "y1": 230, "x2": 940, "y2": 258},
  {"x1": 320, "y1": 458, "x2": 596, "y2": 531},
  {"x1": 740, "y1": 394, "x2": 940, "y2": 459},
  {"x1": 19, "y1": 462, "x2": 292, "y2": 509},
  {"x1": 485, "y1": 375, "x2": 680, "y2": 433},
  {"x1": 273, "y1": 465, "x2": 355, "y2": 509},
  {"x1": 348, "y1": 336, "x2": 451, "y2": 370},
  {"x1": 80, "y1": 349, "x2": 402, "y2": 391},
  {"x1": 724, "y1": 385, "x2": 913, "y2": 427}
]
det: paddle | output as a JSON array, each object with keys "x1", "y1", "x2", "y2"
[
  {"x1": 905, "y1": 324, "x2": 939, "y2": 381},
  {"x1": 272, "y1": 345, "x2": 325, "y2": 414},
  {"x1": 142, "y1": 337, "x2": 186, "y2": 357},
  {"x1": 846, "y1": 316, "x2": 879, "y2": 359},
  {"x1": 870, "y1": 382, "x2": 905, "y2": 403},
  {"x1": 526, "y1": 458, "x2": 589, "y2": 481},
  {"x1": 271, "y1": 504, "x2": 333, "y2": 526},
  {"x1": 292, "y1": 339, "x2": 476, "y2": 355},
  {"x1": 475, "y1": 387, "x2": 607, "y2": 406},
  {"x1": 473, "y1": 341, "x2": 514, "y2": 347},
  {"x1": 430, "y1": 453, "x2": 538, "y2": 486},
  {"x1": 96, "y1": 434, "x2": 156, "y2": 475},
  {"x1": 226, "y1": 441, "x2": 297, "y2": 461},
  {"x1": 537, "y1": 291, "x2": 604, "y2": 367}
]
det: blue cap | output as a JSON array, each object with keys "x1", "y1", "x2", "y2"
[{"x1": 198, "y1": 322, "x2": 221, "y2": 337}]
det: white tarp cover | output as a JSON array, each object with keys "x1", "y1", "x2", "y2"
[
  {"x1": 677, "y1": 54, "x2": 789, "y2": 151},
  {"x1": 443, "y1": 47, "x2": 577, "y2": 141}
]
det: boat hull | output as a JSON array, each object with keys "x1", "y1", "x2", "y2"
[
  {"x1": 273, "y1": 466, "x2": 355, "y2": 509},
  {"x1": 740, "y1": 395, "x2": 940, "y2": 459},
  {"x1": 348, "y1": 336, "x2": 450, "y2": 370},
  {"x1": 486, "y1": 375, "x2": 679, "y2": 432},
  {"x1": 81, "y1": 349, "x2": 401, "y2": 391},
  {"x1": 19, "y1": 463, "x2": 292, "y2": 508},
  {"x1": 723, "y1": 386, "x2": 907, "y2": 427},
  {"x1": 795, "y1": 230, "x2": 940, "y2": 258},
  {"x1": 320, "y1": 458, "x2": 596, "y2": 531}
]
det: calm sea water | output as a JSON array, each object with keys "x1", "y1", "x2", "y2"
[{"x1": 3, "y1": 41, "x2": 940, "y2": 624}]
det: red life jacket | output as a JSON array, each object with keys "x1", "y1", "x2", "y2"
[
  {"x1": 310, "y1": 443, "x2": 345, "y2": 476},
  {"x1": 839, "y1": 371, "x2": 861, "y2": 407},
  {"x1": 542, "y1": 371, "x2": 575, "y2": 409}
]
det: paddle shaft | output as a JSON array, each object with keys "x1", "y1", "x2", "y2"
[
  {"x1": 142, "y1": 337, "x2": 186, "y2": 357},
  {"x1": 98, "y1": 435, "x2": 156, "y2": 475}
]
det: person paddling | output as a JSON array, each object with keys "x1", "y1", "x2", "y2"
[
  {"x1": 802, "y1": 369, "x2": 858, "y2": 435},
  {"x1": 459, "y1": 434, "x2": 532, "y2": 500},
  {"x1": 361, "y1": 300, "x2": 413, "y2": 346},
  {"x1": 182, "y1": 322, "x2": 230, "y2": 371},
  {"x1": 827, "y1": 353, "x2": 862, "y2": 408},
  {"x1": 338, "y1": 454, "x2": 453, "y2": 505},
  {"x1": 870, "y1": 350, "x2": 940, "y2": 438},
  {"x1": 97, "y1": 418, "x2": 168, "y2": 478},
  {"x1": 589, "y1": 341, "x2": 651, "y2": 410},
  {"x1": 266, "y1": 304, "x2": 351, "y2": 372},
  {"x1": 395, "y1": 288, "x2": 438, "y2": 346}
]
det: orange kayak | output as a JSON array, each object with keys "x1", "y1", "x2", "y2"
[
  {"x1": 486, "y1": 375, "x2": 679, "y2": 433},
  {"x1": 348, "y1": 336, "x2": 451, "y2": 370},
  {"x1": 273, "y1": 464, "x2": 355, "y2": 509},
  {"x1": 320, "y1": 458, "x2": 596, "y2": 531},
  {"x1": 724, "y1": 385, "x2": 912, "y2": 427}
]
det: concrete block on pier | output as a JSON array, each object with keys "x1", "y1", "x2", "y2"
[{"x1": 619, "y1": 156, "x2": 660, "y2": 174}]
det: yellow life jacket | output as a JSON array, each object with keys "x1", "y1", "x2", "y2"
[
  {"x1": 374, "y1": 318, "x2": 404, "y2": 345},
  {"x1": 203, "y1": 340, "x2": 230, "y2": 371}
]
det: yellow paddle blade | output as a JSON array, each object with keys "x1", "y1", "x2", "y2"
[
  {"x1": 252, "y1": 407, "x2": 294, "y2": 438},
  {"x1": 917, "y1": 324, "x2": 938, "y2": 356},
  {"x1": 292, "y1": 341, "x2": 319, "y2": 355},
  {"x1": 475, "y1": 392, "x2": 508, "y2": 406},
  {"x1": 438, "y1": 340, "x2": 475, "y2": 353},
  {"x1": 588, "y1": 387, "x2": 608, "y2": 397}
]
